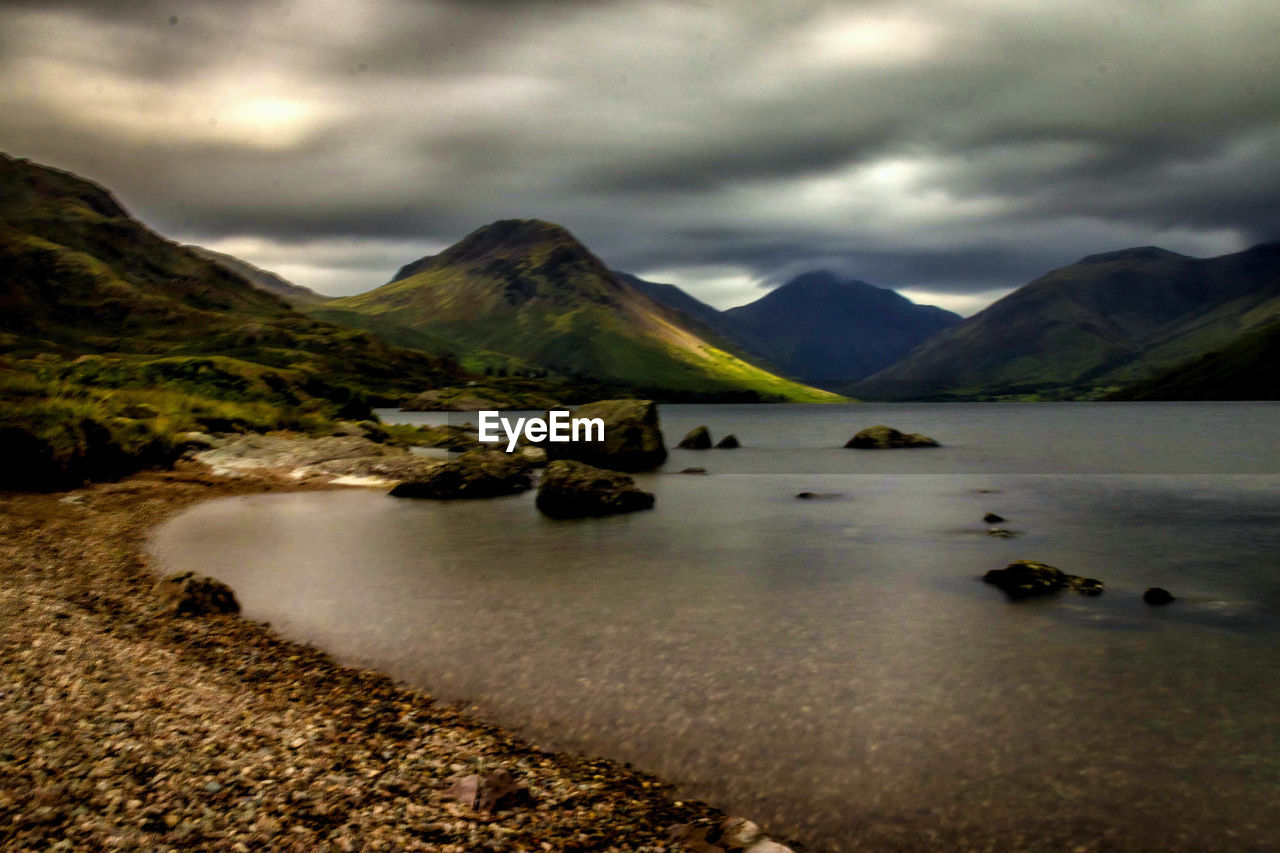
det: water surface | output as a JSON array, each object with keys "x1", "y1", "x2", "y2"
[{"x1": 153, "y1": 403, "x2": 1280, "y2": 851}]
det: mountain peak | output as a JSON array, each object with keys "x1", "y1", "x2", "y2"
[
  {"x1": 390, "y1": 218, "x2": 592, "y2": 283},
  {"x1": 1077, "y1": 246, "x2": 1185, "y2": 265},
  {"x1": 759, "y1": 271, "x2": 895, "y2": 308},
  {"x1": 439, "y1": 218, "x2": 582, "y2": 263}
]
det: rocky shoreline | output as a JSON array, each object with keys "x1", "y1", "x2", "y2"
[{"x1": 0, "y1": 455, "x2": 797, "y2": 851}]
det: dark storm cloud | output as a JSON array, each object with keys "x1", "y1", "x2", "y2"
[{"x1": 1, "y1": 0, "x2": 1278, "y2": 310}]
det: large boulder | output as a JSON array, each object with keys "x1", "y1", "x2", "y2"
[
  {"x1": 844, "y1": 425, "x2": 939, "y2": 449},
  {"x1": 154, "y1": 571, "x2": 241, "y2": 617},
  {"x1": 677, "y1": 425, "x2": 713, "y2": 449},
  {"x1": 536, "y1": 460, "x2": 655, "y2": 518},
  {"x1": 543, "y1": 399, "x2": 667, "y2": 471},
  {"x1": 389, "y1": 449, "x2": 531, "y2": 499},
  {"x1": 983, "y1": 560, "x2": 1103, "y2": 599}
]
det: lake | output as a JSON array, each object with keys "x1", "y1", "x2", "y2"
[{"x1": 151, "y1": 402, "x2": 1280, "y2": 851}]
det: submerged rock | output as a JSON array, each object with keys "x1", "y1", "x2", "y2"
[
  {"x1": 986, "y1": 528, "x2": 1017, "y2": 538},
  {"x1": 715, "y1": 434, "x2": 740, "y2": 449},
  {"x1": 389, "y1": 449, "x2": 531, "y2": 499},
  {"x1": 1143, "y1": 587, "x2": 1176, "y2": 605},
  {"x1": 154, "y1": 571, "x2": 240, "y2": 617},
  {"x1": 536, "y1": 460, "x2": 655, "y2": 518},
  {"x1": 983, "y1": 512, "x2": 1006, "y2": 523},
  {"x1": 844, "y1": 425, "x2": 939, "y2": 449},
  {"x1": 543, "y1": 399, "x2": 667, "y2": 471},
  {"x1": 677, "y1": 425, "x2": 713, "y2": 449},
  {"x1": 983, "y1": 560, "x2": 1103, "y2": 599},
  {"x1": 796, "y1": 492, "x2": 841, "y2": 500},
  {"x1": 679, "y1": 467, "x2": 709, "y2": 475}
]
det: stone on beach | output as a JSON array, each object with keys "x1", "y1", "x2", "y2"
[
  {"x1": 153, "y1": 570, "x2": 240, "y2": 617},
  {"x1": 844, "y1": 425, "x2": 939, "y2": 449},
  {"x1": 536, "y1": 460, "x2": 655, "y2": 518},
  {"x1": 543, "y1": 399, "x2": 668, "y2": 471}
]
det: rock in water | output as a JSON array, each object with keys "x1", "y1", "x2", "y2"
[
  {"x1": 715, "y1": 434, "x2": 740, "y2": 448},
  {"x1": 154, "y1": 571, "x2": 240, "y2": 617},
  {"x1": 983, "y1": 512, "x2": 1006, "y2": 523},
  {"x1": 1143, "y1": 587, "x2": 1176, "y2": 605},
  {"x1": 844, "y1": 425, "x2": 939, "y2": 448},
  {"x1": 536, "y1": 460, "x2": 655, "y2": 518},
  {"x1": 389, "y1": 449, "x2": 530, "y2": 499},
  {"x1": 543, "y1": 399, "x2": 667, "y2": 471},
  {"x1": 982, "y1": 560, "x2": 1104, "y2": 599},
  {"x1": 986, "y1": 528, "x2": 1017, "y2": 538},
  {"x1": 677, "y1": 425, "x2": 713, "y2": 449}
]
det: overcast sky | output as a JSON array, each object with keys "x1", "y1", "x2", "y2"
[{"x1": 2, "y1": 0, "x2": 1278, "y2": 314}]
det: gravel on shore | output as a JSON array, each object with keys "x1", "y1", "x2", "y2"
[{"x1": 0, "y1": 461, "x2": 743, "y2": 851}]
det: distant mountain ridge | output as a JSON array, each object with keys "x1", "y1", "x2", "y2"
[
  {"x1": 858, "y1": 242, "x2": 1280, "y2": 399},
  {"x1": 624, "y1": 269, "x2": 960, "y2": 389},
  {"x1": 318, "y1": 219, "x2": 843, "y2": 402},
  {"x1": 187, "y1": 246, "x2": 328, "y2": 307}
]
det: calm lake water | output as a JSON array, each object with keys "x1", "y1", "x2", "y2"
[{"x1": 152, "y1": 403, "x2": 1280, "y2": 851}]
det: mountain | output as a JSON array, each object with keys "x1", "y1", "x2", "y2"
[
  {"x1": 318, "y1": 219, "x2": 843, "y2": 402},
  {"x1": 620, "y1": 269, "x2": 961, "y2": 389},
  {"x1": 1107, "y1": 319, "x2": 1280, "y2": 400},
  {"x1": 857, "y1": 243, "x2": 1280, "y2": 399},
  {"x1": 186, "y1": 245, "x2": 328, "y2": 306},
  {"x1": 722, "y1": 271, "x2": 960, "y2": 387},
  {"x1": 0, "y1": 152, "x2": 459, "y2": 396},
  {"x1": 616, "y1": 271, "x2": 747, "y2": 345}
]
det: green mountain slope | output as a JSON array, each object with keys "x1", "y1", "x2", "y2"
[
  {"x1": 0, "y1": 152, "x2": 460, "y2": 398},
  {"x1": 320, "y1": 219, "x2": 844, "y2": 402},
  {"x1": 856, "y1": 243, "x2": 1280, "y2": 400},
  {"x1": 1107, "y1": 319, "x2": 1280, "y2": 400}
]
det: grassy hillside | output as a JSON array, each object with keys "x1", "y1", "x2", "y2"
[
  {"x1": 0, "y1": 153, "x2": 462, "y2": 398},
  {"x1": 857, "y1": 244, "x2": 1280, "y2": 400},
  {"x1": 0, "y1": 152, "x2": 475, "y2": 487},
  {"x1": 1107, "y1": 319, "x2": 1280, "y2": 400},
  {"x1": 320, "y1": 219, "x2": 844, "y2": 402}
]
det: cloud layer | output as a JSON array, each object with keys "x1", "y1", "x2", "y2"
[{"x1": 3, "y1": 0, "x2": 1278, "y2": 312}]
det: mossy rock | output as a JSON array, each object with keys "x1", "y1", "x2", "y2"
[
  {"x1": 535, "y1": 460, "x2": 655, "y2": 518},
  {"x1": 715, "y1": 434, "x2": 739, "y2": 448},
  {"x1": 543, "y1": 399, "x2": 667, "y2": 471},
  {"x1": 844, "y1": 425, "x2": 939, "y2": 449}
]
